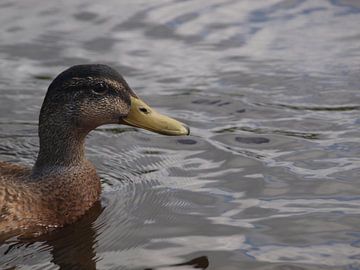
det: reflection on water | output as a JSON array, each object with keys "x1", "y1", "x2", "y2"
[{"x1": 1, "y1": 0, "x2": 360, "y2": 269}]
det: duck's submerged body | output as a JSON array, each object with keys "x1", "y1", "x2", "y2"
[
  {"x1": 0, "y1": 161, "x2": 100, "y2": 235},
  {"x1": 0, "y1": 64, "x2": 189, "y2": 238}
]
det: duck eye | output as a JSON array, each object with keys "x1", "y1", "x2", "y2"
[{"x1": 92, "y1": 83, "x2": 108, "y2": 95}]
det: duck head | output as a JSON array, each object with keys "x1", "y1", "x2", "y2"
[
  {"x1": 34, "y1": 64, "x2": 189, "y2": 170},
  {"x1": 40, "y1": 64, "x2": 189, "y2": 136}
]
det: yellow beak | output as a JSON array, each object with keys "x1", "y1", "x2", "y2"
[{"x1": 121, "y1": 96, "x2": 190, "y2": 136}]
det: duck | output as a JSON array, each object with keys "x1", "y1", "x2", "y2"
[{"x1": 0, "y1": 64, "x2": 189, "y2": 237}]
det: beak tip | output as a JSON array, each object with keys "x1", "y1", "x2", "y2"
[{"x1": 184, "y1": 125, "x2": 190, "y2": 136}]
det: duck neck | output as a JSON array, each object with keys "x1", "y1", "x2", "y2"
[{"x1": 33, "y1": 120, "x2": 88, "y2": 174}]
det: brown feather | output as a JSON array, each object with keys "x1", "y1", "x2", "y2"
[
  {"x1": 0, "y1": 64, "x2": 131, "y2": 238},
  {"x1": 0, "y1": 161, "x2": 101, "y2": 236}
]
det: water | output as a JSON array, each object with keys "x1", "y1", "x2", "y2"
[{"x1": 0, "y1": 0, "x2": 360, "y2": 269}]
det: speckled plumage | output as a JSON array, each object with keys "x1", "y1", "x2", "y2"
[
  {"x1": 0, "y1": 64, "x2": 133, "y2": 237},
  {"x1": 0, "y1": 161, "x2": 100, "y2": 235},
  {"x1": 0, "y1": 64, "x2": 188, "y2": 238}
]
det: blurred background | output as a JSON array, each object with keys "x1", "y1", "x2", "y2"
[{"x1": 0, "y1": 0, "x2": 360, "y2": 269}]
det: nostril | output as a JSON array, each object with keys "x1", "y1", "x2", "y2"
[{"x1": 139, "y1": 107, "x2": 149, "y2": 114}]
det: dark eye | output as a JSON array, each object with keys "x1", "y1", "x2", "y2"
[{"x1": 92, "y1": 83, "x2": 108, "y2": 95}]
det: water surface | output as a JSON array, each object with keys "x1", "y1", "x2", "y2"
[{"x1": 1, "y1": 0, "x2": 360, "y2": 269}]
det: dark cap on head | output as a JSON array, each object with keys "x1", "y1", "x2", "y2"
[{"x1": 48, "y1": 64, "x2": 134, "y2": 95}]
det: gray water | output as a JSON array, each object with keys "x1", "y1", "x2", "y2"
[{"x1": 0, "y1": 0, "x2": 360, "y2": 269}]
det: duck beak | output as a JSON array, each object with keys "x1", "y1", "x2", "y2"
[{"x1": 120, "y1": 96, "x2": 190, "y2": 136}]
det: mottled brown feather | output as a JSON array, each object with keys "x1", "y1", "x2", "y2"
[
  {"x1": 0, "y1": 64, "x2": 133, "y2": 238},
  {"x1": 0, "y1": 64, "x2": 186, "y2": 239},
  {"x1": 0, "y1": 161, "x2": 101, "y2": 236}
]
